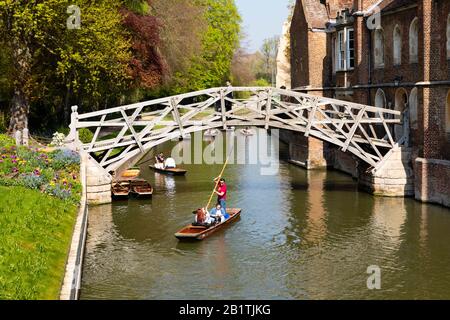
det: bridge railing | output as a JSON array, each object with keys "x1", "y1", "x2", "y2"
[{"x1": 66, "y1": 87, "x2": 403, "y2": 172}]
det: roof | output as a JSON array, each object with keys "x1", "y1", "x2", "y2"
[
  {"x1": 301, "y1": 0, "x2": 329, "y2": 29},
  {"x1": 381, "y1": 0, "x2": 417, "y2": 11}
]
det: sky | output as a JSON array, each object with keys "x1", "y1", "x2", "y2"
[{"x1": 235, "y1": 0, "x2": 291, "y2": 53}]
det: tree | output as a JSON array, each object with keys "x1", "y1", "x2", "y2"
[
  {"x1": 121, "y1": 1, "x2": 165, "y2": 91},
  {"x1": 0, "y1": 0, "x2": 134, "y2": 132},
  {"x1": 175, "y1": 0, "x2": 241, "y2": 92},
  {"x1": 148, "y1": 0, "x2": 206, "y2": 97},
  {"x1": 261, "y1": 36, "x2": 280, "y2": 87}
]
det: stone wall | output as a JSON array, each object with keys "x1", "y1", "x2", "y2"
[
  {"x1": 85, "y1": 154, "x2": 112, "y2": 205},
  {"x1": 279, "y1": 129, "x2": 328, "y2": 169},
  {"x1": 359, "y1": 147, "x2": 415, "y2": 197},
  {"x1": 415, "y1": 158, "x2": 450, "y2": 207}
]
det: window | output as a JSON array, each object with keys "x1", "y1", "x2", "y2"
[
  {"x1": 374, "y1": 28, "x2": 385, "y2": 68},
  {"x1": 409, "y1": 88, "x2": 418, "y2": 129},
  {"x1": 393, "y1": 25, "x2": 402, "y2": 65},
  {"x1": 335, "y1": 28, "x2": 354, "y2": 71},
  {"x1": 375, "y1": 89, "x2": 386, "y2": 109},
  {"x1": 447, "y1": 14, "x2": 450, "y2": 60},
  {"x1": 337, "y1": 30, "x2": 345, "y2": 70},
  {"x1": 347, "y1": 28, "x2": 355, "y2": 69},
  {"x1": 409, "y1": 18, "x2": 418, "y2": 63}
]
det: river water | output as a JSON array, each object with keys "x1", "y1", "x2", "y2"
[{"x1": 80, "y1": 131, "x2": 450, "y2": 300}]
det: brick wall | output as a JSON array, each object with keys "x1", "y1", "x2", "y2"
[{"x1": 415, "y1": 158, "x2": 450, "y2": 207}]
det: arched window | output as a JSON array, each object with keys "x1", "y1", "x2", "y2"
[
  {"x1": 409, "y1": 88, "x2": 418, "y2": 129},
  {"x1": 374, "y1": 28, "x2": 385, "y2": 68},
  {"x1": 409, "y1": 18, "x2": 419, "y2": 63},
  {"x1": 446, "y1": 90, "x2": 450, "y2": 134},
  {"x1": 375, "y1": 89, "x2": 386, "y2": 109},
  {"x1": 447, "y1": 14, "x2": 450, "y2": 60},
  {"x1": 393, "y1": 25, "x2": 402, "y2": 65},
  {"x1": 395, "y1": 88, "x2": 408, "y2": 112}
]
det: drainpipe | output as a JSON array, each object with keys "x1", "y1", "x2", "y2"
[{"x1": 367, "y1": 17, "x2": 373, "y2": 106}]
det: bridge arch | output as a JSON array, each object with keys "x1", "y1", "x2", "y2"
[{"x1": 66, "y1": 87, "x2": 404, "y2": 173}]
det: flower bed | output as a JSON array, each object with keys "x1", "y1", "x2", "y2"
[{"x1": 0, "y1": 135, "x2": 81, "y2": 205}]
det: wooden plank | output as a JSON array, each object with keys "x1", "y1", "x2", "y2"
[
  {"x1": 304, "y1": 97, "x2": 319, "y2": 137},
  {"x1": 171, "y1": 98, "x2": 185, "y2": 139},
  {"x1": 342, "y1": 106, "x2": 366, "y2": 152}
]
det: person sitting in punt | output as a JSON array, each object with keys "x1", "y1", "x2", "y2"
[
  {"x1": 193, "y1": 208, "x2": 214, "y2": 227},
  {"x1": 155, "y1": 153, "x2": 165, "y2": 169},
  {"x1": 210, "y1": 203, "x2": 229, "y2": 223},
  {"x1": 164, "y1": 157, "x2": 176, "y2": 169}
]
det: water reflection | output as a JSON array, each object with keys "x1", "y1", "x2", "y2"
[{"x1": 81, "y1": 131, "x2": 450, "y2": 300}]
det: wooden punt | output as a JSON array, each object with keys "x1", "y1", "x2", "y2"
[
  {"x1": 174, "y1": 208, "x2": 241, "y2": 241},
  {"x1": 112, "y1": 181, "x2": 131, "y2": 199},
  {"x1": 121, "y1": 168, "x2": 140, "y2": 178},
  {"x1": 149, "y1": 165, "x2": 187, "y2": 176},
  {"x1": 130, "y1": 179, "x2": 153, "y2": 198}
]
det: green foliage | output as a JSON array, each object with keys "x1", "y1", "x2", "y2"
[
  {"x1": 0, "y1": 186, "x2": 77, "y2": 299},
  {"x1": 124, "y1": 0, "x2": 150, "y2": 14},
  {"x1": 0, "y1": 0, "x2": 133, "y2": 131},
  {"x1": 78, "y1": 128, "x2": 94, "y2": 144},
  {"x1": 252, "y1": 78, "x2": 271, "y2": 87},
  {"x1": 0, "y1": 112, "x2": 7, "y2": 133},
  {"x1": 170, "y1": 0, "x2": 241, "y2": 93}
]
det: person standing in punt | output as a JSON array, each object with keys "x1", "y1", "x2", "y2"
[{"x1": 214, "y1": 177, "x2": 227, "y2": 213}]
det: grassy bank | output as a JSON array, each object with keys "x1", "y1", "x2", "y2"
[
  {"x1": 0, "y1": 187, "x2": 77, "y2": 299},
  {"x1": 0, "y1": 134, "x2": 81, "y2": 299}
]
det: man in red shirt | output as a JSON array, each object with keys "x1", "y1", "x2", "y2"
[{"x1": 214, "y1": 177, "x2": 227, "y2": 213}]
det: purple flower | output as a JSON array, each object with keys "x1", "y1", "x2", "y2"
[
  {"x1": 33, "y1": 169, "x2": 41, "y2": 176},
  {"x1": 11, "y1": 167, "x2": 18, "y2": 173}
]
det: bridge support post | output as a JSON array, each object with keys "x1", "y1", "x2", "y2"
[
  {"x1": 84, "y1": 151, "x2": 112, "y2": 205},
  {"x1": 65, "y1": 105, "x2": 81, "y2": 150},
  {"x1": 358, "y1": 147, "x2": 414, "y2": 197}
]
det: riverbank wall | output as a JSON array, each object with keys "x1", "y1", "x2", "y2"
[
  {"x1": 279, "y1": 130, "x2": 447, "y2": 205},
  {"x1": 60, "y1": 151, "x2": 89, "y2": 300}
]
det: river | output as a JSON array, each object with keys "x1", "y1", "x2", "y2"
[{"x1": 80, "y1": 130, "x2": 450, "y2": 299}]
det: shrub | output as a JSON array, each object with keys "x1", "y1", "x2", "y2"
[
  {"x1": 0, "y1": 134, "x2": 14, "y2": 147},
  {"x1": 0, "y1": 113, "x2": 7, "y2": 133},
  {"x1": 44, "y1": 184, "x2": 72, "y2": 200},
  {"x1": 20, "y1": 174, "x2": 45, "y2": 190},
  {"x1": 78, "y1": 128, "x2": 94, "y2": 144},
  {"x1": 50, "y1": 149, "x2": 80, "y2": 170},
  {"x1": 50, "y1": 132, "x2": 66, "y2": 147}
]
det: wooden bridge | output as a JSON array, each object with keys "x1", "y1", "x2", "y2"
[{"x1": 66, "y1": 87, "x2": 406, "y2": 173}]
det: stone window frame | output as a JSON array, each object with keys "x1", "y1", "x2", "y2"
[
  {"x1": 374, "y1": 28, "x2": 385, "y2": 69},
  {"x1": 409, "y1": 17, "x2": 419, "y2": 64},
  {"x1": 393, "y1": 24, "x2": 402, "y2": 66}
]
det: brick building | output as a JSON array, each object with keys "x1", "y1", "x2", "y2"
[{"x1": 289, "y1": 0, "x2": 449, "y2": 207}]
